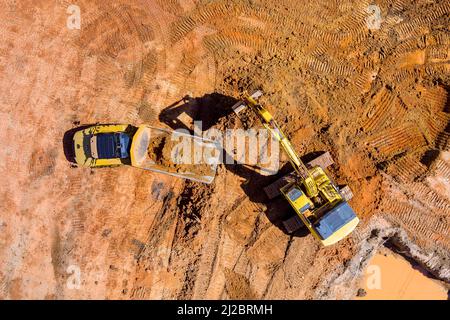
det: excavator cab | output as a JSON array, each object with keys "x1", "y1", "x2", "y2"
[
  {"x1": 281, "y1": 178, "x2": 358, "y2": 245},
  {"x1": 281, "y1": 183, "x2": 315, "y2": 224}
]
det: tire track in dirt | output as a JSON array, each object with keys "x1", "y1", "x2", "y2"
[
  {"x1": 383, "y1": 197, "x2": 449, "y2": 250},
  {"x1": 2, "y1": 0, "x2": 450, "y2": 300},
  {"x1": 74, "y1": 1, "x2": 174, "y2": 123}
]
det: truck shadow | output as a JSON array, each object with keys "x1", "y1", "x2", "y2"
[
  {"x1": 62, "y1": 124, "x2": 93, "y2": 164},
  {"x1": 159, "y1": 93, "x2": 310, "y2": 237}
]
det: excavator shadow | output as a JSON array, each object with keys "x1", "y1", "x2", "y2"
[
  {"x1": 159, "y1": 92, "x2": 238, "y2": 133},
  {"x1": 224, "y1": 159, "x2": 310, "y2": 237}
]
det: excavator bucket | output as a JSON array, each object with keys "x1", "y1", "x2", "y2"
[
  {"x1": 130, "y1": 126, "x2": 221, "y2": 184},
  {"x1": 232, "y1": 90, "x2": 263, "y2": 115}
]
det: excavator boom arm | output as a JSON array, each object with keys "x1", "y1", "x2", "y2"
[{"x1": 243, "y1": 93, "x2": 318, "y2": 196}]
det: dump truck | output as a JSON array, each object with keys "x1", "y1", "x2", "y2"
[
  {"x1": 72, "y1": 124, "x2": 221, "y2": 184},
  {"x1": 233, "y1": 91, "x2": 359, "y2": 246}
]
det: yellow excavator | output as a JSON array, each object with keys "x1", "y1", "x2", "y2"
[{"x1": 233, "y1": 91, "x2": 359, "y2": 246}]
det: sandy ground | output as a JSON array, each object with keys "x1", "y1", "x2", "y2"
[{"x1": 0, "y1": 0, "x2": 449, "y2": 299}]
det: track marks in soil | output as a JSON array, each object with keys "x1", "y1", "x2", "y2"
[
  {"x1": 190, "y1": 216, "x2": 223, "y2": 299},
  {"x1": 28, "y1": 149, "x2": 57, "y2": 180},
  {"x1": 366, "y1": 124, "x2": 427, "y2": 159},
  {"x1": 170, "y1": 2, "x2": 237, "y2": 44},
  {"x1": 78, "y1": 3, "x2": 154, "y2": 58},
  {"x1": 432, "y1": 159, "x2": 450, "y2": 181},
  {"x1": 393, "y1": 2, "x2": 450, "y2": 41},
  {"x1": 384, "y1": 197, "x2": 449, "y2": 250},
  {"x1": 154, "y1": 0, "x2": 184, "y2": 16},
  {"x1": 362, "y1": 86, "x2": 398, "y2": 133},
  {"x1": 304, "y1": 56, "x2": 354, "y2": 77},
  {"x1": 203, "y1": 31, "x2": 267, "y2": 54},
  {"x1": 124, "y1": 51, "x2": 158, "y2": 88},
  {"x1": 383, "y1": 152, "x2": 428, "y2": 183}
]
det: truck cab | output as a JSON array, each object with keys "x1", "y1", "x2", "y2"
[{"x1": 73, "y1": 124, "x2": 136, "y2": 167}]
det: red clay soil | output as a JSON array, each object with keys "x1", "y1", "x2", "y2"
[{"x1": 0, "y1": 0, "x2": 449, "y2": 299}]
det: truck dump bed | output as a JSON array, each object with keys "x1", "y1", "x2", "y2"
[{"x1": 130, "y1": 126, "x2": 221, "y2": 184}]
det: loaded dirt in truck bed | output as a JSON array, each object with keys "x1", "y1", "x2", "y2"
[{"x1": 147, "y1": 133, "x2": 215, "y2": 176}]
